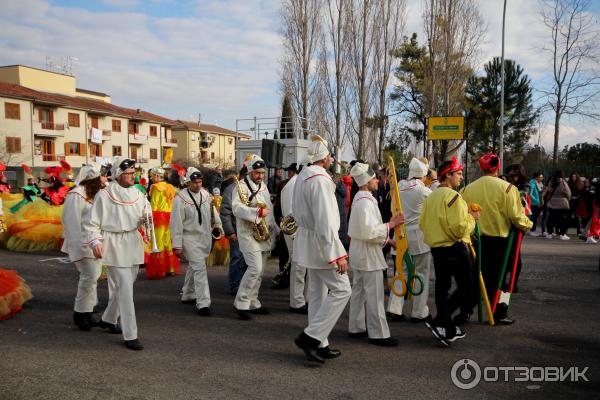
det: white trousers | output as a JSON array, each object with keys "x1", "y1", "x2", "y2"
[
  {"x1": 348, "y1": 269, "x2": 390, "y2": 339},
  {"x1": 285, "y1": 234, "x2": 307, "y2": 308},
  {"x1": 73, "y1": 258, "x2": 102, "y2": 313},
  {"x1": 304, "y1": 268, "x2": 351, "y2": 348},
  {"x1": 181, "y1": 260, "x2": 211, "y2": 309},
  {"x1": 387, "y1": 252, "x2": 432, "y2": 319},
  {"x1": 102, "y1": 266, "x2": 139, "y2": 341},
  {"x1": 234, "y1": 251, "x2": 268, "y2": 310}
]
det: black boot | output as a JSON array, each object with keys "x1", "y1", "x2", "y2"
[
  {"x1": 294, "y1": 332, "x2": 324, "y2": 363},
  {"x1": 73, "y1": 312, "x2": 92, "y2": 331},
  {"x1": 85, "y1": 313, "x2": 99, "y2": 327}
]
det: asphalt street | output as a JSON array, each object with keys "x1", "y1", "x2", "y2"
[{"x1": 1, "y1": 236, "x2": 599, "y2": 400}]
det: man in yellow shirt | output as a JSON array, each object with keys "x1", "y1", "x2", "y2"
[
  {"x1": 461, "y1": 154, "x2": 532, "y2": 325},
  {"x1": 420, "y1": 157, "x2": 479, "y2": 346}
]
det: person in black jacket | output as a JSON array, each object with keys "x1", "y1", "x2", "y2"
[{"x1": 220, "y1": 167, "x2": 249, "y2": 295}]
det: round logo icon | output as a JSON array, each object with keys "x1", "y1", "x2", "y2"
[{"x1": 451, "y1": 358, "x2": 481, "y2": 390}]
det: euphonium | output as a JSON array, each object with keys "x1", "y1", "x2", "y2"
[
  {"x1": 279, "y1": 214, "x2": 297, "y2": 235},
  {"x1": 233, "y1": 176, "x2": 270, "y2": 242}
]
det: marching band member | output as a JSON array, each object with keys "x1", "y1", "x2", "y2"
[
  {"x1": 347, "y1": 162, "x2": 403, "y2": 346},
  {"x1": 170, "y1": 167, "x2": 222, "y2": 316},
  {"x1": 280, "y1": 161, "x2": 307, "y2": 314},
  {"x1": 146, "y1": 167, "x2": 180, "y2": 278},
  {"x1": 85, "y1": 157, "x2": 147, "y2": 351},
  {"x1": 461, "y1": 154, "x2": 532, "y2": 324},
  {"x1": 420, "y1": 157, "x2": 479, "y2": 346},
  {"x1": 0, "y1": 163, "x2": 11, "y2": 193},
  {"x1": 61, "y1": 165, "x2": 104, "y2": 331},
  {"x1": 293, "y1": 136, "x2": 350, "y2": 363},
  {"x1": 386, "y1": 158, "x2": 433, "y2": 323},
  {"x1": 232, "y1": 155, "x2": 276, "y2": 320}
]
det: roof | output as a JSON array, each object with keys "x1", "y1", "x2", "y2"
[
  {"x1": 0, "y1": 64, "x2": 73, "y2": 78},
  {"x1": 76, "y1": 87, "x2": 110, "y2": 97},
  {"x1": 0, "y1": 80, "x2": 177, "y2": 126},
  {"x1": 173, "y1": 120, "x2": 251, "y2": 138}
]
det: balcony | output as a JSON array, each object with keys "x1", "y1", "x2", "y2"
[
  {"x1": 135, "y1": 157, "x2": 149, "y2": 164},
  {"x1": 34, "y1": 153, "x2": 66, "y2": 166},
  {"x1": 90, "y1": 129, "x2": 112, "y2": 141},
  {"x1": 129, "y1": 133, "x2": 148, "y2": 144},
  {"x1": 34, "y1": 121, "x2": 67, "y2": 137},
  {"x1": 162, "y1": 137, "x2": 178, "y2": 147}
]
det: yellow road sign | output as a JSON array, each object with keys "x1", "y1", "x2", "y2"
[{"x1": 428, "y1": 116, "x2": 465, "y2": 140}]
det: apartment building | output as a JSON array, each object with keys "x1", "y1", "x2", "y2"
[
  {"x1": 172, "y1": 120, "x2": 249, "y2": 168},
  {"x1": 0, "y1": 65, "x2": 177, "y2": 186}
]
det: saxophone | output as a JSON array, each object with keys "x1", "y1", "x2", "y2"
[
  {"x1": 209, "y1": 194, "x2": 224, "y2": 241},
  {"x1": 233, "y1": 176, "x2": 270, "y2": 242}
]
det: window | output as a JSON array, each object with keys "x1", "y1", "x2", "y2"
[
  {"x1": 150, "y1": 126, "x2": 158, "y2": 137},
  {"x1": 6, "y1": 137, "x2": 21, "y2": 153},
  {"x1": 66, "y1": 142, "x2": 80, "y2": 155},
  {"x1": 191, "y1": 151, "x2": 196, "y2": 158},
  {"x1": 128, "y1": 122, "x2": 138, "y2": 134},
  {"x1": 129, "y1": 146, "x2": 138, "y2": 159},
  {"x1": 91, "y1": 116, "x2": 99, "y2": 129},
  {"x1": 150, "y1": 148, "x2": 158, "y2": 159},
  {"x1": 211, "y1": 152, "x2": 215, "y2": 159},
  {"x1": 4, "y1": 102, "x2": 20, "y2": 120},
  {"x1": 228, "y1": 138, "x2": 233, "y2": 145},
  {"x1": 191, "y1": 133, "x2": 196, "y2": 141},
  {"x1": 68, "y1": 113, "x2": 80, "y2": 127},
  {"x1": 112, "y1": 146, "x2": 122, "y2": 156},
  {"x1": 39, "y1": 109, "x2": 53, "y2": 129},
  {"x1": 89, "y1": 143, "x2": 102, "y2": 157},
  {"x1": 112, "y1": 119, "x2": 121, "y2": 132}
]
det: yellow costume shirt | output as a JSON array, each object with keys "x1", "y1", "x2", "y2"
[
  {"x1": 419, "y1": 187, "x2": 475, "y2": 248},
  {"x1": 461, "y1": 176, "x2": 532, "y2": 238}
]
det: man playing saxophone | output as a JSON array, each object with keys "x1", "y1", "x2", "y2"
[
  {"x1": 232, "y1": 154, "x2": 277, "y2": 320},
  {"x1": 170, "y1": 167, "x2": 222, "y2": 316}
]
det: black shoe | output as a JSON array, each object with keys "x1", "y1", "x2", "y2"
[
  {"x1": 73, "y1": 312, "x2": 92, "y2": 331},
  {"x1": 181, "y1": 298, "x2": 196, "y2": 305},
  {"x1": 249, "y1": 307, "x2": 270, "y2": 315},
  {"x1": 124, "y1": 339, "x2": 144, "y2": 351},
  {"x1": 496, "y1": 316, "x2": 515, "y2": 325},
  {"x1": 446, "y1": 327, "x2": 466, "y2": 342},
  {"x1": 294, "y1": 332, "x2": 324, "y2": 364},
  {"x1": 386, "y1": 312, "x2": 406, "y2": 322},
  {"x1": 453, "y1": 312, "x2": 471, "y2": 325},
  {"x1": 98, "y1": 320, "x2": 123, "y2": 334},
  {"x1": 271, "y1": 280, "x2": 290, "y2": 290},
  {"x1": 368, "y1": 337, "x2": 399, "y2": 347},
  {"x1": 348, "y1": 330, "x2": 368, "y2": 338},
  {"x1": 234, "y1": 307, "x2": 252, "y2": 320},
  {"x1": 289, "y1": 305, "x2": 308, "y2": 315},
  {"x1": 86, "y1": 313, "x2": 99, "y2": 327},
  {"x1": 425, "y1": 322, "x2": 449, "y2": 347},
  {"x1": 197, "y1": 307, "x2": 211, "y2": 316},
  {"x1": 316, "y1": 346, "x2": 341, "y2": 359},
  {"x1": 410, "y1": 314, "x2": 432, "y2": 323}
]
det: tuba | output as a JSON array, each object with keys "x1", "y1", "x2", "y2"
[
  {"x1": 233, "y1": 176, "x2": 270, "y2": 242},
  {"x1": 279, "y1": 214, "x2": 297, "y2": 235}
]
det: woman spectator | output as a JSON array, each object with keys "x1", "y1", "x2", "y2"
[
  {"x1": 546, "y1": 170, "x2": 572, "y2": 240},
  {"x1": 568, "y1": 172, "x2": 582, "y2": 234},
  {"x1": 528, "y1": 172, "x2": 544, "y2": 236}
]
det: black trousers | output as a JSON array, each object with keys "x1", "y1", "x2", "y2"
[{"x1": 431, "y1": 242, "x2": 477, "y2": 335}]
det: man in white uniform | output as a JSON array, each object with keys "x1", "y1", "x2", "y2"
[
  {"x1": 232, "y1": 154, "x2": 277, "y2": 320},
  {"x1": 347, "y1": 163, "x2": 404, "y2": 346},
  {"x1": 280, "y1": 162, "x2": 307, "y2": 314},
  {"x1": 293, "y1": 136, "x2": 351, "y2": 364},
  {"x1": 387, "y1": 158, "x2": 433, "y2": 323},
  {"x1": 86, "y1": 157, "x2": 146, "y2": 351},
  {"x1": 171, "y1": 167, "x2": 222, "y2": 316}
]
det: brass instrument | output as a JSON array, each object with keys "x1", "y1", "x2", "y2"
[
  {"x1": 233, "y1": 176, "x2": 270, "y2": 242},
  {"x1": 0, "y1": 216, "x2": 6, "y2": 234},
  {"x1": 144, "y1": 200, "x2": 160, "y2": 253},
  {"x1": 210, "y1": 194, "x2": 224, "y2": 240},
  {"x1": 279, "y1": 214, "x2": 297, "y2": 235}
]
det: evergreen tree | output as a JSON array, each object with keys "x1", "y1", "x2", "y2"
[{"x1": 279, "y1": 94, "x2": 295, "y2": 139}]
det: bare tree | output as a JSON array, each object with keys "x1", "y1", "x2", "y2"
[
  {"x1": 422, "y1": 0, "x2": 486, "y2": 163},
  {"x1": 280, "y1": 0, "x2": 324, "y2": 138},
  {"x1": 372, "y1": 0, "x2": 406, "y2": 163},
  {"x1": 540, "y1": 0, "x2": 600, "y2": 167}
]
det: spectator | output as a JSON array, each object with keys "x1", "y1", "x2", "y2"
[
  {"x1": 545, "y1": 170, "x2": 572, "y2": 240},
  {"x1": 212, "y1": 165, "x2": 224, "y2": 193},
  {"x1": 568, "y1": 172, "x2": 583, "y2": 234},
  {"x1": 528, "y1": 172, "x2": 544, "y2": 236},
  {"x1": 267, "y1": 167, "x2": 283, "y2": 195}
]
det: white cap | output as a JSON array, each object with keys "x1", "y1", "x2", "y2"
[
  {"x1": 306, "y1": 135, "x2": 330, "y2": 163},
  {"x1": 246, "y1": 154, "x2": 266, "y2": 172},
  {"x1": 350, "y1": 162, "x2": 376, "y2": 187},
  {"x1": 75, "y1": 165, "x2": 100, "y2": 185},
  {"x1": 150, "y1": 167, "x2": 165, "y2": 176},
  {"x1": 408, "y1": 157, "x2": 429, "y2": 180},
  {"x1": 212, "y1": 187, "x2": 220, "y2": 196},
  {"x1": 112, "y1": 157, "x2": 136, "y2": 178}
]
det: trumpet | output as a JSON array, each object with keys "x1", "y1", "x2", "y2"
[{"x1": 144, "y1": 200, "x2": 160, "y2": 253}]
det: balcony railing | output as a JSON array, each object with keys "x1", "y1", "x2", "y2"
[
  {"x1": 164, "y1": 138, "x2": 177, "y2": 144},
  {"x1": 40, "y1": 121, "x2": 66, "y2": 130},
  {"x1": 41, "y1": 154, "x2": 66, "y2": 162},
  {"x1": 129, "y1": 133, "x2": 148, "y2": 142}
]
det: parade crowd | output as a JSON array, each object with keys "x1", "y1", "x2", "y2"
[{"x1": 0, "y1": 136, "x2": 599, "y2": 361}]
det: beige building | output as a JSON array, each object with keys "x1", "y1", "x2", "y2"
[
  {"x1": 172, "y1": 121, "x2": 249, "y2": 168},
  {"x1": 0, "y1": 65, "x2": 178, "y2": 185}
]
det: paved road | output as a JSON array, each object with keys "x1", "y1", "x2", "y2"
[{"x1": 1, "y1": 236, "x2": 599, "y2": 399}]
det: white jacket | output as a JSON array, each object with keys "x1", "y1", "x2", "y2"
[
  {"x1": 292, "y1": 165, "x2": 347, "y2": 269},
  {"x1": 398, "y1": 179, "x2": 431, "y2": 256},
  {"x1": 232, "y1": 177, "x2": 276, "y2": 253},
  {"x1": 348, "y1": 191, "x2": 390, "y2": 271},
  {"x1": 170, "y1": 188, "x2": 222, "y2": 263},
  {"x1": 61, "y1": 186, "x2": 95, "y2": 262},
  {"x1": 84, "y1": 183, "x2": 146, "y2": 267}
]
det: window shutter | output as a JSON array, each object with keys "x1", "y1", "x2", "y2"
[
  {"x1": 49, "y1": 110, "x2": 54, "y2": 124},
  {"x1": 38, "y1": 109, "x2": 43, "y2": 122},
  {"x1": 6, "y1": 137, "x2": 13, "y2": 153},
  {"x1": 64, "y1": 142, "x2": 70, "y2": 155},
  {"x1": 79, "y1": 142, "x2": 86, "y2": 156}
]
